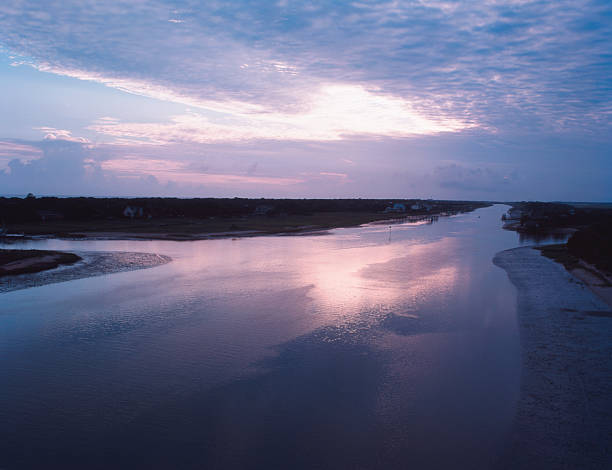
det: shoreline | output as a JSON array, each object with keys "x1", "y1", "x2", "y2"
[
  {"x1": 0, "y1": 249, "x2": 81, "y2": 277},
  {"x1": 569, "y1": 263, "x2": 612, "y2": 308},
  {"x1": 536, "y1": 244, "x2": 612, "y2": 308},
  {"x1": 0, "y1": 251, "x2": 171, "y2": 293},
  {"x1": 0, "y1": 209, "x2": 458, "y2": 290},
  {"x1": 0, "y1": 210, "x2": 463, "y2": 242},
  {"x1": 1, "y1": 198, "x2": 490, "y2": 242},
  {"x1": 493, "y1": 247, "x2": 612, "y2": 469}
]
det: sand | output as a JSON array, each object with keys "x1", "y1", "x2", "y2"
[
  {"x1": 570, "y1": 261, "x2": 612, "y2": 308},
  {"x1": 0, "y1": 250, "x2": 81, "y2": 276},
  {"x1": 494, "y1": 247, "x2": 612, "y2": 469},
  {"x1": 2, "y1": 254, "x2": 64, "y2": 271},
  {"x1": 0, "y1": 251, "x2": 171, "y2": 293}
]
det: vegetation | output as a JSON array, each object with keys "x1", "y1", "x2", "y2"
[
  {"x1": 509, "y1": 201, "x2": 612, "y2": 275},
  {"x1": 537, "y1": 244, "x2": 582, "y2": 271},
  {"x1": 567, "y1": 221, "x2": 612, "y2": 273},
  {"x1": 0, "y1": 197, "x2": 490, "y2": 238},
  {"x1": 508, "y1": 201, "x2": 612, "y2": 233}
]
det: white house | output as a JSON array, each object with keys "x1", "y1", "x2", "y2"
[{"x1": 254, "y1": 205, "x2": 274, "y2": 216}]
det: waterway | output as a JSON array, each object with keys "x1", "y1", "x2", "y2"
[{"x1": 0, "y1": 205, "x2": 550, "y2": 469}]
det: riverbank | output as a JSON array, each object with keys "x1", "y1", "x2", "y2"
[
  {"x1": 0, "y1": 249, "x2": 81, "y2": 276},
  {"x1": 1, "y1": 197, "x2": 490, "y2": 241},
  {"x1": 2, "y1": 211, "x2": 447, "y2": 241},
  {"x1": 493, "y1": 247, "x2": 612, "y2": 469},
  {"x1": 538, "y1": 244, "x2": 612, "y2": 308}
]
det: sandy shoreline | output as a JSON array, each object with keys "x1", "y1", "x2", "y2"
[
  {"x1": 0, "y1": 251, "x2": 171, "y2": 293},
  {"x1": 569, "y1": 261, "x2": 612, "y2": 308},
  {"x1": 1, "y1": 253, "x2": 75, "y2": 274},
  {"x1": 494, "y1": 247, "x2": 612, "y2": 469},
  {"x1": 0, "y1": 249, "x2": 82, "y2": 277}
]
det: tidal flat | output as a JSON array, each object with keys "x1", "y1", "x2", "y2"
[{"x1": 494, "y1": 247, "x2": 612, "y2": 469}]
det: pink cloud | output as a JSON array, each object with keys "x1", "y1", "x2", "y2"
[
  {"x1": 101, "y1": 157, "x2": 303, "y2": 186},
  {"x1": 319, "y1": 172, "x2": 348, "y2": 179},
  {"x1": 0, "y1": 141, "x2": 43, "y2": 158},
  {"x1": 0, "y1": 141, "x2": 43, "y2": 170}
]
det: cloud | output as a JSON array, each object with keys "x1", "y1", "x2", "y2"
[
  {"x1": 0, "y1": 133, "x2": 610, "y2": 200},
  {"x1": 318, "y1": 172, "x2": 348, "y2": 181},
  {"x1": 431, "y1": 163, "x2": 519, "y2": 193},
  {"x1": 0, "y1": 139, "x2": 102, "y2": 194},
  {"x1": 246, "y1": 161, "x2": 258, "y2": 175},
  {"x1": 0, "y1": 138, "x2": 306, "y2": 196},
  {"x1": 0, "y1": 140, "x2": 42, "y2": 163},
  {"x1": 101, "y1": 156, "x2": 303, "y2": 186},
  {"x1": 86, "y1": 85, "x2": 471, "y2": 144},
  {"x1": 0, "y1": 1, "x2": 611, "y2": 201},
  {"x1": 35, "y1": 127, "x2": 90, "y2": 143},
  {"x1": 1, "y1": 0, "x2": 609, "y2": 136}
]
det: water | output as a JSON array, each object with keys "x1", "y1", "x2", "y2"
[{"x1": 0, "y1": 205, "x2": 541, "y2": 468}]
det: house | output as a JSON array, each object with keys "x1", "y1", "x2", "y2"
[
  {"x1": 123, "y1": 206, "x2": 144, "y2": 219},
  {"x1": 36, "y1": 210, "x2": 64, "y2": 222},
  {"x1": 384, "y1": 203, "x2": 406, "y2": 213},
  {"x1": 254, "y1": 205, "x2": 274, "y2": 216},
  {"x1": 504, "y1": 208, "x2": 522, "y2": 221},
  {"x1": 410, "y1": 203, "x2": 423, "y2": 211}
]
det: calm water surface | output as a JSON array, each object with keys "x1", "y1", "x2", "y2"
[{"x1": 0, "y1": 205, "x2": 541, "y2": 468}]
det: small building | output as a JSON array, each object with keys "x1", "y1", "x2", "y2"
[
  {"x1": 123, "y1": 206, "x2": 144, "y2": 219},
  {"x1": 384, "y1": 203, "x2": 406, "y2": 213},
  {"x1": 254, "y1": 205, "x2": 274, "y2": 216},
  {"x1": 36, "y1": 210, "x2": 64, "y2": 222}
]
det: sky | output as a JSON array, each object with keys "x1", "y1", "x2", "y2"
[{"x1": 0, "y1": 1, "x2": 610, "y2": 201}]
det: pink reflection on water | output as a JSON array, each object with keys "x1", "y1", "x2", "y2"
[{"x1": 157, "y1": 229, "x2": 465, "y2": 340}]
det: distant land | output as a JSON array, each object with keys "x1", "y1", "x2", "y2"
[
  {"x1": 501, "y1": 201, "x2": 612, "y2": 307},
  {"x1": 0, "y1": 196, "x2": 489, "y2": 240}
]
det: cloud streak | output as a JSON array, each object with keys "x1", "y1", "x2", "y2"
[{"x1": 87, "y1": 85, "x2": 472, "y2": 144}]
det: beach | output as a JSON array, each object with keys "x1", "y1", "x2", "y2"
[{"x1": 494, "y1": 247, "x2": 612, "y2": 469}]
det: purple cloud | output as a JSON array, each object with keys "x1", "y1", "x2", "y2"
[{"x1": 1, "y1": 0, "x2": 610, "y2": 133}]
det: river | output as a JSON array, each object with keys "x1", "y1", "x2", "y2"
[{"x1": 0, "y1": 205, "x2": 549, "y2": 469}]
